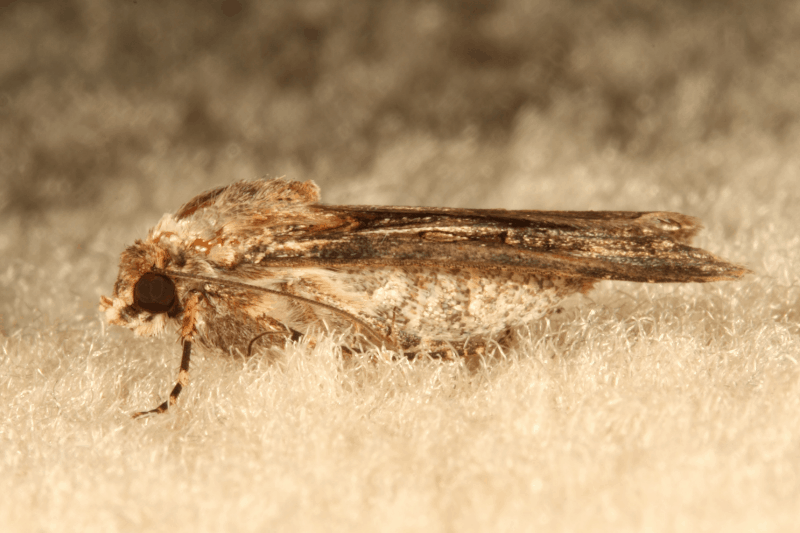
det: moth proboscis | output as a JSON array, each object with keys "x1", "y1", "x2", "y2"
[{"x1": 100, "y1": 178, "x2": 749, "y2": 417}]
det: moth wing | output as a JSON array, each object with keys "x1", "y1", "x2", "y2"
[{"x1": 255, "y1": 206, "x2": 748, "y2": 283}]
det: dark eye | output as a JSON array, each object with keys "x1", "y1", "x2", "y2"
[{"x1": 133, "y1": 273, "x2": 176, "y2": 314}]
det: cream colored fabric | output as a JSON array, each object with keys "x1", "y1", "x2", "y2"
[{"x1": 1, "y1": 2, "x2": 798, "y2": 531}]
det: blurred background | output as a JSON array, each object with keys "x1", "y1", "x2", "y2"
[
  {"x1": 0, "y1": 0, "x2": 798, "y2": 328},
  {"x1": 2, "y1": 0, "x2": 798, "y2": 214}
]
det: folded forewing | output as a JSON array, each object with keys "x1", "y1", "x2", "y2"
[{"x1": 253, "y1": 206, "x2": 748, "y2": 283}]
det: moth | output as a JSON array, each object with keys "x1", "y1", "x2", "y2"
[{"x1": 100, "y1": 178, "x2": 748, "y2": 417}]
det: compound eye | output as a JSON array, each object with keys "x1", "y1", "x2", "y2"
[{"x1": 133, "y1": 273, "x2": 176, "y2": 314}]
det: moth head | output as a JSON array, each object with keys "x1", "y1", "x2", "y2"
[{"x1": 100, "y1": 243, "x2": 180, "y2": 337}]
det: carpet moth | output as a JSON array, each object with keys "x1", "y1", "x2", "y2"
[{"x1": 100, "y1": 178, "x2": 748, "y2": 417}]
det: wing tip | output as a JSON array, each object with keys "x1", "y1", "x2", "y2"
[{"x1": 705, "y1": 262, "x2": 753, "y2": 282}]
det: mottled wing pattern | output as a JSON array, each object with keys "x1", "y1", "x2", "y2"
[{"x1": 249, "y1": 206, "x2": 748, "y2": 283}]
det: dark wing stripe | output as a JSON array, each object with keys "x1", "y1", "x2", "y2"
[{"x1": 254, "y1": 206, "x2": 748, "y2": 283}]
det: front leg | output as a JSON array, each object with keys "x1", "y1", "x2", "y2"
[
  {"x1": 132, "y1": 339, "x2": 192, "y2": 418},
  {"x1": 132, "y1": 290, "x2": 204, "y2": 418}
]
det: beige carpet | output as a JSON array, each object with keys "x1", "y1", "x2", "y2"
[{"x1": 1, "y1": 1, "x2": 799, "y2": 531}]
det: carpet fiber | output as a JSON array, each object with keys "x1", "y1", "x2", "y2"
[{"x1": 1, "y1": 1, "x2": 799, "y2": 531}]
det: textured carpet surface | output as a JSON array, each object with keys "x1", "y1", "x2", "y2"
[{"x1": 1, "y1": 1, "x2": 799, "y2": 532}]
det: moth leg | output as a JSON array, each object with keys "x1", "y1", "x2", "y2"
[
  {"x1": 246, "y1": 327, "x2": 303, "y2": 357},
  {"x1": 402, "y1": 335, "x2": 511, "y2": 370},
  {"x1": 132, "y1": 340, "x2": 192, "y2": 418},
  {"x1": 132, "y1": 290, "x2": 204, "y2": 418},
  {"x1": 460, "y1": 331, "x2": 519, "y2": 370},
  {"x1": 404, "y1": 339, "x2": 461, "y2": 361},
  {"x1": 462, "y1": 340, "x2": 490, "y2": 371}
]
